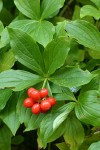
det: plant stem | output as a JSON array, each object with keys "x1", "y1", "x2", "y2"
[
  {"x1": 59, "y1": 0, "x2": 74, "y2": 16},
  {"x1": 48, "y1": 143, "x2": 51, "y2": 150},
  {"x1": 42, "y1": 78, "x2": 47, "y2": 89}
]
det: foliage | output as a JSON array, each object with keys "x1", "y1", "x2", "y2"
[{"x1": 0, "y1": 0, "x2": 100, "y2": 150}]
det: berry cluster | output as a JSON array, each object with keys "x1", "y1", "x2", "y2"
[{"x1": 23, "y1": 87, "x2": 56, "y2": 115}]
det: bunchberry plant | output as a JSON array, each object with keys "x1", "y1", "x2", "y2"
[{"x1": 0, "y1": 0, "x2": 100, "y2": 150}]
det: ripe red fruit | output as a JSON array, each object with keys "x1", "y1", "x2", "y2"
[
  {"x1": 39, "y1": 88, "x2": 48, "y2": 98},
  {"x1": 40, "y1": 100, "x2": 51, "y2": 111},
  {"x1": 31, "y1": 90, "x2": 41, "y2": 101},
  {"x1": 31, "y1": 103, "x2": 41, "y2": 114},
  {"x1": 23, "y1": 98, "x2": 34, "y2": 108},
  {"x1": 46, "y1": 97, "x2": 56, "y2": 106},
  {"x1": 27, "y1": 87, "x2": 36, "y2": 98}
]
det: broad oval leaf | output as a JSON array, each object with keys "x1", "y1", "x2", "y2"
[
  {"x1": 0, "y1": 70, "x2": 43, "y2": 91},
  {"x1": 14, "y1": 0, "x2": 40, "y2": 19},
  {"x1": 0, "y1": 125, "x2": 12, "y2": 150},
  {"x1": 66, "y1": 20, "x2": 100, "y2": 51},
  {"x1": 8, "y1": 28, "x2": 45, "y2": 75},
  {"x1": 63, "y1": 115, "x2": 84, "y2": 150},
  {"x1": 80, "y1": 5, "x2": 100, "y2": 20},
  {"x1": 44, "y1": 38, "x2": 70, "y2": 75},
  {"x1": 75, "y1": 90, "x2": 100, "y2": 126},
  {"x1": 0, "y1": 49, "x2": 16, "y2": 72},
  {"x1": 9, "y1": 20, "x2": 55, "y2": 47},
  {"x1": 50, "y1": 66, "x2": 93, "y2": 88},
  {"x1": 88, "y1": 141, "x2": 100, "y2": 150},
  {"x1": 0, "y1": 93, "x2": 20, "y2": 135},
  {"x1": 41, "y1": 0, "x2": 65, "y2": 19},
  {"x1": 40, "y1": 102, "x2": 75, "y2": 147},
  {"x1": 53, "y1": 102, "x2": 75, "y2": 131},
  {"x1": 0, "y1": 89, "x2": 12, "y2": 110}
]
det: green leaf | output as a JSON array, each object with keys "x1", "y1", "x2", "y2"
[
  {"x1": 0, "y1": 70, "x2": 43, "y2": 91},
  {"x1": 8, "y1": 28, "x2": 44, "y2": 75},
  {"x1": 72, "y1": 5, "x2": 80, "y2": 20},
  {"x1": 40, "y1": 102, "x2": 75, "y2": 147},
  {"x1": 75, "y1": 90, "x2": 100, "y2": 126},
  {"x1": 0, "y1": 49, "x2": 16, "y2": 72},
  {"x1": 53, "y1": 102, "x2": 75, "y2": 131},
  {"x1": 54, "y1": 87, "x2": 76, "y2": 101},
  {"x1": 50, "y1": 66, "x2": 93, "y2": 88},
  {"x1": 0, "y1": 0, "x2": 3, "y2": 12},
  {"x1": 0, "y1": 94, "x2": 20, "y2": 135},
  {"x1": 9, "y1": 20, "x2": 55, "y2": 47},
  {"x1": 56, "y1": 142, "x2": 69, "y2": 150},
  {"x1": 16, "y1": 93, "x2": 45, "y2": 131},
  {"x1": 55, "y1": 20, "x2": 67, "y2": 37},
  {"x1": 80, "y1": 5, "x2": 100, "y2": 20},
  {"x1": 0, "y1": 7, "x2": 13, "y2": 25},
  {"x1": 11, "y1": 135, "x2": 24, "y2": 145},
  {"x1": 41, "y1": 0, "x2": 65, "y2": 19},
  {"x1": 88, "y1": 141, "x2": 100, "y2": 150},
  {"x1": 0, "y1": 27, "x2": 10, "y2": 47},
  {"x1": 0, "y1": 89, "x2": 12, "y2": 110},
  {"x1": 66, "y1": 20, "x2": 100, "y2": 51},
  {"x1": 90, "y1": 0, "x2": 100, "y2": 9},
  {"x1": 44, "y1": 38, "x2": 70, "y2": 75},
  {"x1": 0, "y1": 125, "x2": 12, "y2": 150},
  {"x1": 14, "y1": 0, "x2": 40, "y2": 19},
  {"x1": 0, "y1": 21, "x2": 4, "y2": 35},
  {"x1": 63, "y1": 115, "x2": 84, "y2": 150},
  {"x1": 79, "y1": 132, "x2": 100, "y2": 150}
]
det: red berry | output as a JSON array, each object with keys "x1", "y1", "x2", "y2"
[
  {"x1": 40, "y1": 100, "x2": 51, "y2": 112},
  {"x1": 23, "y1": 98, "x2": 34, "y2": 108},
  {"x1": 31, "y1": 103, "x2": 41, "y2": 114},
  {"x1": 27, "y1": 87, "x2": 36, "y2": 97},
  {"x1": 39, "y1": 88, "x2": 48, "y2": 98},
  {"x1": 46, "y1": 97, "x2": 56, "y2": 106},
  {"x1": 31, "y1": 90, "x2": 41, "y2": 101}
]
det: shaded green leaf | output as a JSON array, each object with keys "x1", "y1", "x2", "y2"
[
  {"x1": 0, "y1": 70, "x2": 43, "y2": 91},
  {"x1": 11, "y1": 135, "x2": 24, "y2": 145},
  {"x1": 0, "y1": 89, "x2": 12, "y2": 110},
  {"x1": 88, "y1": 141, "x2": 100, "y2": 150},
  {"x1": 72, "y1": 5, "x2": 80, "y2": 20},
  {"x1": 63, "y1": 115, "x2": 84, "y2": 150},
  {"x1": 75, "y1": 90, "x2": 100, "y2": 126},
  {"x1": 41, "y1": 0, "x2": 65, "y2": 19},
  {"x1": 50, "y1": 66, "x2": 93, "y2": 88},
  {"x1": 0, "y1": 125, "x2": 12, "y2": 150},
  {"x1": 0, "y1": 0, "x2": 3, "y2": 12},
  {"x1": 0, "y1": 49, "x2": 16, "y2": 72},
  {"x1": 80, "y1": 5, "x2": 100, "y2": 20},
  {"x1": 56, "y1": 142, "x2": 69, "y2": 150},
  {"x1": 0, "y1": 94, "x2": 20, "y2": 135},
  {"x1": 0, "y1": 21, "x2": 4, "y2": 35},
  {"x1": 66, "y1": 20, "x2": 100, "y2": 51},
  {"x1": 44, "y1": 38, "x2": 70, "y2": 75},
  {"x1": 8, "y1": 28, "x2": 44, "y2": 75},
  {"x1": 14, "y1": 0, "x2": 40, "y2": 19}
]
